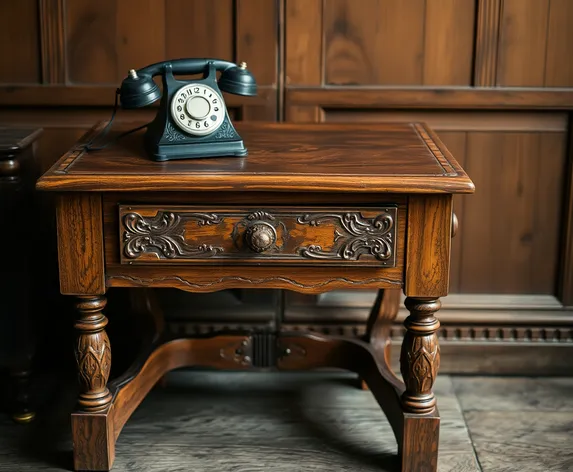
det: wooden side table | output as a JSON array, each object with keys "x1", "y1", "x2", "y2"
[
  {"x1": 36, "y1": 121, "x2": 474, "y2": 471},
  {"x1": 0, "y1": 126, "x2": 43, "y2": 423}
]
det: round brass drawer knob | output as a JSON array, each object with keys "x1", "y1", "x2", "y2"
[{"x1": 245, "y1": 222, "x2": 276, "y2": 253}]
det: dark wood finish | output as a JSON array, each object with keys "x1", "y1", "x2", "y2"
[
  {"x1": 401, "y1": 413, "x2": 440, "y2": 472},
  {"x1": 39, "y1": 0, "x2": 65, "y2": 84},
  {"x1": 36, "y1": 122, "x2": 472, "y2": 471},
  {"x1": 406, "y1": 195, "x2": 453, "y2": 297},
  {"x1": 496, "y1": 0, "x2": 573, "y2": 87},
  {"x1": 366, "y1": 288, "x2": 402, "y2": 369},
  {"x1": 0, "y1": 128, "x2": 43, "y2": 154},
  {"x1": 0, "y1": 0, "x2": 40, "y2": 84},
  {"x1": 55, "y1": 193, "x2": 105, "y2": 295},
  {"x1": 118, "y1": 205, "x2": 399, "y2": 267},
  {"x1": 400, "y1": 298, "x2": 441, "y2": 414},
  {"x1": 74, "y1": 296, "x2": 112, "y2": 412},
  {"x1": 106, "y1": 265, "x2": 403, "y2": 295},
  {"x1": 321, "y1": 0, "x2": 474, "y2": 86},
  {"x1": 283, "y1": 2, "x2": 573, "y2": 375},
  {"x1": 71, "y1": 410, "x2": 115, "y2": 471},
  {"x1": 2, "y1": 0, "x2": 573, "y2": 376},
  {"x1": 287, "y1": 88, "x2": 573, "y2": 110},
  {"x1": 0, "y1": 85, "x2": 275, "y2": 109},
  {"x1": 0, "y1": 127, "x2": 44, "y2": 424},
  {"x1": 474, "y1": 0, "x2": 502, "y2": 87},
  {"x1": 37, "y1": 122, "x2": 474, "y2": 194}
]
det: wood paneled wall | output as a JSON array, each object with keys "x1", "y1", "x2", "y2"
[
  {"x1": 1, "y1": 0, "x2": 572, "y2": 374},
  {"x1": 283, "y1": 0, "x2": 573, "y2": 373}
]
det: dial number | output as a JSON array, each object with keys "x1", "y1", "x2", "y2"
[{"x1": 170, "y1": 83, "x2": 225, "y2": 136}]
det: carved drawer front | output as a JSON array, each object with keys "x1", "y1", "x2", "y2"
[{"x1": 119, "y1": 205, "x2": 397, "y2": 267}]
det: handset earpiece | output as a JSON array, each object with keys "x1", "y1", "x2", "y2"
[
  {"x1": 218, "y1": 62, "x2": 257, "y2": 96},
  {"x1": 119, "y1": 69, "x2": 162, "y2": 109}
]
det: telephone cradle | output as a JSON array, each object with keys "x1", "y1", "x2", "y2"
[{"x1": 118, "y1": 58, "x2": 257, "y2": 162}]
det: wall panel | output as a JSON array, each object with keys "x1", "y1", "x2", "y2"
[
  {"x1": 0, "y1": 0, "x2": 40, "y2": 84},
  {"x1": 461, "y1": 131, "x2": 566, "y2": 294},
  {"x1": 283, "y1": 0, "x2": 573, "y2": 373},
  {"x1": 496, "y1": 0, "x2": 573, "y2": 87},
  {"x1": 323, "y1": 0, "x2": 475, "y2": 86}
]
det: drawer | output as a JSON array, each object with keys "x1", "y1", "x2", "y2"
[{"x1": 118, "y1": 205, "x2": 398, "y2": 267}]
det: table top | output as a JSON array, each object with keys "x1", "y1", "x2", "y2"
[
  {"x1": 36, "y1": 121, "x2": 474, "y2": 194},
  {"x1": 0, "y1": 127, "x2": 43, "y2": 154}
]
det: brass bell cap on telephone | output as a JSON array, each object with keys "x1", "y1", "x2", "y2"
[
  {"x1": 119, "y1": 70, "x2": 161, "y2": 109},
  {"x1": 218, "y1": 62, "x2": 257, "y2": 97}
]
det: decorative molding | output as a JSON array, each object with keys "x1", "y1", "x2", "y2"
[
  {"x1": 413, "y1": 123, "x2": 456, "y2": 175},
  {"x1": 167, "y1": 321, "x2": 573, "y2": 345},
  {"x1": 287, "y1": 87, "x2": 573, "y2": 110},
  {"x1": 297, "y1": 210, "x2": 396, "y2": 265},
  {"x1": 39, "y1": 0, "x2": 66, "y2": 84},
  {"x1": 119, "y1": 206, "x2": 397, "y2": 266},
  {"x1": 474, "y1": 0, "x2": 502, "y2": 87},
  {"x1": 122, "y1": 211, "x2": 224, "y2": 260},
  {"x1": 108, "y1": 274, "x2": 402, "y2": 293}
]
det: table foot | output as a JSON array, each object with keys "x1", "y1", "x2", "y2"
[
  {"x1": 71, "y1": 408, "x2": 115, "y2": 471},
  {"x1": 401, "y1": 411, "x2": 440, "y2": 472}
]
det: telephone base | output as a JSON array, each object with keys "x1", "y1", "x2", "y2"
[{"x1": 145, "y1": 138, "x2": 248, "y2": 162}]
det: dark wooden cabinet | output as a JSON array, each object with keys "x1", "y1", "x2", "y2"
[
  {"x1": 0, "y1": 126, "x2": 45, "y2": 422},
  {"x1": 0, "y1": 0, "x2": 572, "y2": 374}
]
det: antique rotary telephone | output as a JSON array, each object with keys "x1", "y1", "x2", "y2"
[{"x1": 87, "y1": 58, "x2": 257, "y2": 161}]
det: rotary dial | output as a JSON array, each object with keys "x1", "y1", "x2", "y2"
[{"x1": 170, "y1": 84, "x2": 225, "y2": 136}]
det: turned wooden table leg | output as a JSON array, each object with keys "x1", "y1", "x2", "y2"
[
  {"x1": 71, "y1": 295, "x2": 114, "y2": 471},
  {"x1": 399, "y1": 296, "x2": 441, "y2": 471}
]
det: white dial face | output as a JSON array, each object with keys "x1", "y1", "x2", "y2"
[{"x1": 170, "y1": 83, "x2": 225, "y2": 136}]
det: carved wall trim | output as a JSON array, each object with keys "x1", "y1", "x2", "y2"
[{"x1": 165, "y1": 321, "x2": 573, "y2": 345}]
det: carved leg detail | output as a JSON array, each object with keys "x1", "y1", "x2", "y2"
[
  {"x1": 400, "y1": 297, "x2": 441, "y2": 414},
  {"x1": 74, "y1": 296, "x2": 112, "y2": 412}
]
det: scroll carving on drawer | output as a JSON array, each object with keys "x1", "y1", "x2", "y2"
[{"x1": 118, "y1": 205, "x2": 398, "y2": 267}]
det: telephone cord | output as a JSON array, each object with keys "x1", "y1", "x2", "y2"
[{"x1": 83, "y1": 89, "x2": 150, "y2": 151}]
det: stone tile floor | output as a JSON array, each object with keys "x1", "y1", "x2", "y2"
[{"x1": 0, "y1": 371, "x2": 571, "y2": 471}]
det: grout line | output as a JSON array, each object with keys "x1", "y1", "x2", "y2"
[{"x1": 450, "y1": 377, "x2": 485, "y2": 472}]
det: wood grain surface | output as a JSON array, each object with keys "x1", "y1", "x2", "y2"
[
  {"x1": 405, "y1": 195, "x2": 453, "y2": 297},
  {"x1": 55, "y1": 193, "x2": 105, "y2": 294},
  {"x1": 117, "y1": 204, "x2": 400, "y2": 267},
  {"x1": 36, "y1": 122, "x2": 474, "y2": 194}
]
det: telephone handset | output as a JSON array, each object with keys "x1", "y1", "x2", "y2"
[{"x1": 118, "y1": 58, "x2": 257, "y2": 161}]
